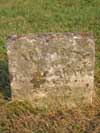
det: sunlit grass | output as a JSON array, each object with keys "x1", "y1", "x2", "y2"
[{"x1": 0, "y1": 0, "x2": 100, "y2": 132}]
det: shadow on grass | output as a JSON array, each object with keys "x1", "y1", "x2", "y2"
[{"x1": 0, "y1": 59, "x2": 11, "y2": 100}]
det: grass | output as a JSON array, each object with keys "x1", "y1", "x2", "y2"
[
  {"x1": 0, "y1": 0, "x2": 100, "y2": 132},
  {"x1": 0, "y1": 99, "x2": 100, "y2": 133}
]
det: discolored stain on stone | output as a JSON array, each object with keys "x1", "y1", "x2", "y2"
[{"x1": 6, "y1": 33, "x2": 95, "y2": 107}]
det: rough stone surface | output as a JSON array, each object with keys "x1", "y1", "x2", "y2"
[{"x1": 7, "y1": 33, "x2": 95, "y2": 107}]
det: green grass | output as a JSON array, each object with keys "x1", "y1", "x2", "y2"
[
  {"x1": 0, "y1": 0, "x2": 100, "y2": 36},
  {"x1": 0, "y1": 0, "x2": 100, "y2": 132}
]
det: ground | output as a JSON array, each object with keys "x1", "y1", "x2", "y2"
[{"x1": 0, "y1": 0, "x2": 100, "y2": 133}]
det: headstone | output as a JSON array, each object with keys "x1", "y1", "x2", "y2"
[{"x1": 7, "y1": 33, "x2": 95, "y2": 107}]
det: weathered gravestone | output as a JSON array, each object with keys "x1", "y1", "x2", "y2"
[{"x1": 7, "y1": 33, "x2": 95, "y2": 107}]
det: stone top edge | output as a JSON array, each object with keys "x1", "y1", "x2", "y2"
[{"x1": 6, "y1": 32, "x2": 94, "y2": 42}]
